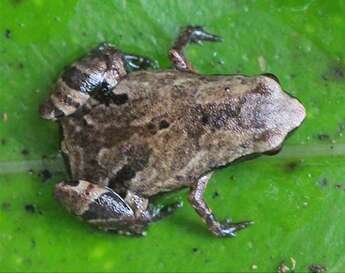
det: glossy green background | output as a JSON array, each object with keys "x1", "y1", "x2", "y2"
[{"x1": 1, "y1": 0, "x2": 345, "y2": 272}]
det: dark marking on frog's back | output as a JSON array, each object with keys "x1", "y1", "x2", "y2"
[
  {"x1": 201, "y1": 103, "x2": 241, "y2": 130},
  {"x1": 109, "y1": 144, "x2": 151, "y2": 189},
  {"x1": 110, "y1": 165, "x2": 136, "y2": 188},
  {"x1": 159, "y1": 120, "x2": 170, "y2": 129},
  {"x1": 251, "y1": 81, "x2": 269, "y2": 95},
  {"x1": 110, "y1": 93, "x2": 128, "y2": 105},
  {"x1": 146, "y1": 122, "x2": 157, "y2": 135}
]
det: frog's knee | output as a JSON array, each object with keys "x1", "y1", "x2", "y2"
[
  {"x1": 54, "y1": 180, "x2": 134, "y2": 221},
  {"x1": 39, "y1": 80, "x2": 90, "y2": 120}
]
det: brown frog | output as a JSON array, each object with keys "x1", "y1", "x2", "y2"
[{"x1": 39, "y1": 26, "x2": 306, "y2": 237}]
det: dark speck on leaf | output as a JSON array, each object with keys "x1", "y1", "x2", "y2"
[
  {"x1": 39, "y1": 169, "x2": 52, "y2": 182},
  {"x1": 212, "y1": 191, "x2": 220, "y2": 199},
  {"x1": 322, "y1": 64, "x2": 345, "y2": 81},
  {"x1": 319, "y1": 178, "x2": 328, "y2": 187},
  {"x1": 21, "y1": 149, "x2": 29, "y2": 155},
  {"x1": 1, "y1": 202, "x2": 11, "y2": 211},
  {"x1": 317, "y1": 134, "x2": 330, "y2": 142},
  {"x1": 18, "y1": 62, "x2": 24, "y2": 69},
  {"x1": 4, "y1": 29, "x2": 11, "y2": 39},
  {"x1": 25, "y1": 204, "x2": 36, "y2": 213},
  {"x1": 1, "y1": 138, "x2": 6, "y2": 145},
  {"x1": 335, "y1": 184, "x2": 344, "y2": 190},
  {"x1": 330, "y1": 65, "x2": 344, "y2": 80},
  {"x1": 31, "y1": 239, "x2": 36, "y2": 248},
  {"x1": 284, "y1": 160, "x2": 301, "y2": 172},
  {"x1": 308, "y1": 264, "x2": 327, "y2": 273},
  {"x1": 192, "y1": 247, "x2": 199, "y2": 253}
]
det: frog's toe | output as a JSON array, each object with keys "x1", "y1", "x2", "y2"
[
  {"x1": 213, "y1": 220, "x2": 254, "y2": 237},
  {"x1": 123, "y1": 53, "x2": 159, "y2": 71},
  {"x1": 186, "y1": 25, "x2": 223, "y2": 43},
  {"x1": 149, "y1": 201, "x2": 183, "y2": 221}
]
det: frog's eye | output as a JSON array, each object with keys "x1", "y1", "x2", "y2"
[{"x1": 262, "y1": 73, "x2": 280, "y2": 84}]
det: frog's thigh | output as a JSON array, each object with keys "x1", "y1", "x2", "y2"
[{"x1": 54, "y1": 180, "x2": 149, "y2": 235}]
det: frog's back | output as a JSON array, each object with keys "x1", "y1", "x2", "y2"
[{"x1": 61, "y1": 70, "x2": 305, "y2": 197}]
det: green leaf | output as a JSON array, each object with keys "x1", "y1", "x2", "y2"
[{"x1": 0, "y1": 0, "x2": 344, "y2": 272}]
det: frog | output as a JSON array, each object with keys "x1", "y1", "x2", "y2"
[{"x1": 39, "y1": 26, "x2": 306, "y2": 237}]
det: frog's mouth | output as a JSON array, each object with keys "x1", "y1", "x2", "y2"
[{"x1": 39, "y1": 99, "x2": 64, "y2": 120}]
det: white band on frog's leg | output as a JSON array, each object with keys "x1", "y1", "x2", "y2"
[
  {"x1": 54, "y1": 180, "x2": 134, "y2": 221},
  {"x1": 39, "y1": 44, "x2": 127, "y2": 120}
]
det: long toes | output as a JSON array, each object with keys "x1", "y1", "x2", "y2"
[
  {"x1": 216, "y1": 220, "x2": 254, "y2": 237},
  {"x1": 150, "y1": 201, "x2": 183, "y2": 221},
  {"x1": 117, "y1": 229, "x2": 147, "y2": 237},
  {"x1": 187, "y1": 26, "x2": 223, "y2": 43},
  {"x1": 123, "y1": 54, "x2": 159, "y2": 71}
]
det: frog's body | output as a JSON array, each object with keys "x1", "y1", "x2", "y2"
[{"x1": 40, "y1": 26, "x2": 306, "y2": 236}]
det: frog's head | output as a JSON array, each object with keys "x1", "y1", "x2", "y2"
[{"x1": 197, "y1": 73, "x2": 305, "y2": 158}]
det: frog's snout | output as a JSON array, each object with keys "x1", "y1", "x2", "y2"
[{"x1": 39, "y1": 99, "x2": 64, "y2": 120}]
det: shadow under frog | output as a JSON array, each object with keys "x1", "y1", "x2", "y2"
[{"x1": 39, "y1": 26, "x2": 306, "y2": 237}]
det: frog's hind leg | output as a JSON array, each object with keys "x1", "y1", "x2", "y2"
[
  {"x1": 188, "y1": 173, "x2": 253, "y2": 237},
  {"x1": 39, "y1": 43, "x2": 156, "y2": 120},
  {"x1": 54, "y1": 180, "x2": 180, "y2": 235},
  {"x1": 169, "y1": 26, "x2": 222, "y2": 72}
]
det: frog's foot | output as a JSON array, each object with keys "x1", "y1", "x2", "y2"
[
  {"x1": 211, "y1": 220, "x2": 254, "y2": 237},
  {"x1": 169, "y1": 25, "x2": 222, "y2": 72},
  {"x1": 188, "y1": 173, "x2": 253, "y2": 237},
  {"x1": 123, "y1": 53, "x2": 159, "y2": 72},
  {"x1": 149, "y1": 201, "x2": 183, "y2": 221},
  {"x1": 54, "y1": 180, "x2": 153, "y2": 235}
]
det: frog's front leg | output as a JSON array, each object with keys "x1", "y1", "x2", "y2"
[
  {"x1": 188, "y1": 173, "x2": 253, "y2": 237},
  {"x1": 39, "y1": 43, "x2": 156, "y2": 120},
  {"x1": 54, "y1": 180, "x2": 180, "y2": 235},
  {"x1": 169, "y1": 26, "x2": 222, "y2": 72}
]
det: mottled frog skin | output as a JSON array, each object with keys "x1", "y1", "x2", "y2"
[{"x1": 39, "y1": 26, "x2": 306, "y2": 237}]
